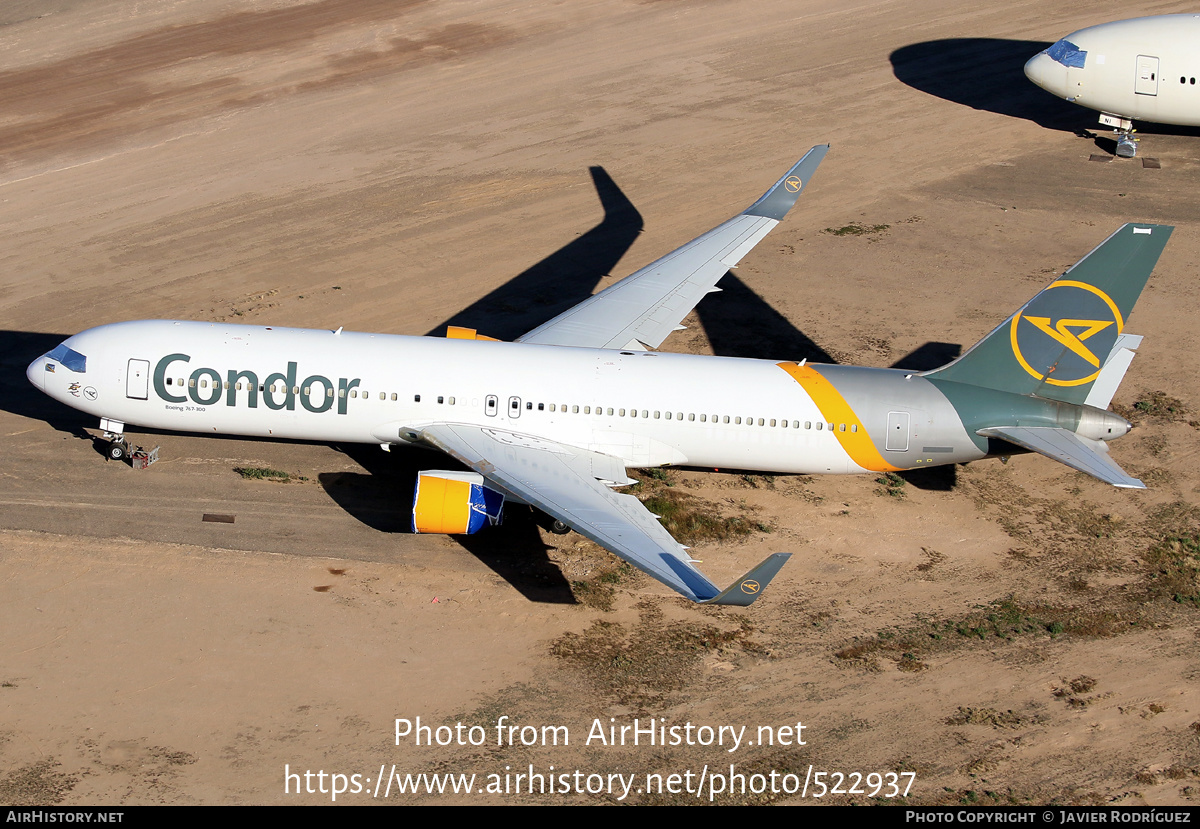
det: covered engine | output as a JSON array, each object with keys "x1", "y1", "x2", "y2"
[{"x1": 411, "y1": 470, "x2": 504, "y2": 535}]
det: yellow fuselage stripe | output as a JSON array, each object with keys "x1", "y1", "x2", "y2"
[{"x1": 776, "y1": 362, "x2": 901, "y2": 473}]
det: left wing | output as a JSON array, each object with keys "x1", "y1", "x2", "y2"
[
  {"x1": 516, "y1": 146, "x2": 829, "y2": 350},
  {"x1": 416, "y1": 423, "x2": 790, "y2": 605}
]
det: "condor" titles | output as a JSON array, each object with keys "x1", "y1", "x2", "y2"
[{"x1": 153, "y1": 353, "x2": 361, "y2": 415}]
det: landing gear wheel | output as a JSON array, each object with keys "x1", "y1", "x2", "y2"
[
  {"x1": 108, "y1": 441, "x2": 127, "y2": 462},
  {"x1": 550, "y1": 519, "x2": 571, "y2": 535}
]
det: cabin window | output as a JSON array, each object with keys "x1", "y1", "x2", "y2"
[
  {"x1": 339, "y1": 389, "x2": 346, "y2": 398},
  {"x1": 676, "y1": 412, "x2": 682, "y2": 420},
  {"x1": 641, "y1": 410, "x2": 648, "y2": 418},
  {"x1": 815, "y1": 422, "x2": 822, "y2": 430},
  {"x1": 770, "y1": 419, "x2": 776, "y2": 427},
  {"x1": 449, "y1": 397, "x2": 456, "y2": 405},
  {"x1": 572, "y1": 405, "x2": 579, "y2": 413},
  {"x1": 537, "y1": 403, "x2": 544, "y2": 411},
  {"x1": 723, "y1": 416, "x2": 729, "y2": 424},
  {"x1": 350, "y1": 390, "x2": 358, "y2": 398},
  {"x1": 630, "y1": 409, "x2": 637, "y2": 418},
  {"x1": 839, "y1": 423, "x2": 846, "y2": 432},
  {"x1": 654, "y1": 411, "x2": 660, "y2": 419},
  {"x1": 688, "y1": 414, "x2": 695, "y2": 422},
  {"x1": 851, "y1": 424, "x2": 858, "y2": 432},
  {"x1": 391, "y1": 393, "x2": 397, "y2": 401},
  {"x1": 415, "y1": 394, "x2": 421, "y2": 402},
  {"x1": 758, "y1": 418, "x2": 765, "y2": 426},
  {"x1": 584, "y1": 406, "x2": 591, "y2": 414},
  {"x1": 327, "y1": 389, "x2": 334, "y2": 398},
  {"x1": 438, "y1": 396, "x2": 444, "y2": 404},
  {"x1": 379, "y1": 392, "x2": 385, "y2": 400},
  {"x1": 189, "y1": 379, "x2": 196, "y2": 388},
  {"x1": 735, "y1": 417, "x2": 742, "y2": 425},
  {"x1": 526, "y1": 402, "x2": 532, "y2": 410},
  {"x1": 166, "y1": 377, "x2": 173, "y2": 385}
]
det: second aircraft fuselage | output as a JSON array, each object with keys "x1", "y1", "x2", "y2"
[{"x1": 1025, "y1": 14, "x2": 1200, "y2": 127}]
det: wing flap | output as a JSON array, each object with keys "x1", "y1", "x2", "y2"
[
  {"x1": 417, "y1": 423, "x2": 789, "y2": 604},
  {"x1": 516, "y1": 146, "x2": 829, "y2": 350}
]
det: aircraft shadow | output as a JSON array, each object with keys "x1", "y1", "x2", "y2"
[
  {"x1": 890, "y1": 341, "x2": 960, "y2": 372},
  {"x1": 890, "y1": 38, "x2": 1090, "y2": 132},
  {"x1": 426, "y1": 165, "x2": 643, "y2": 341},
  {"x1": 0, "y1": 330, "x2": 94, "y2": 436},
  {"x1": 325, "y1": 443, "x2": 577, "y2": 603},
  {"x1": 695, "y1": 272, "x2": 837, "y2": 363}
]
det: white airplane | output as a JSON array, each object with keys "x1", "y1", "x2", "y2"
[
  {"x1": 26, "y1": 147, "x2": 1173, "y2": 606},
  {"x1": 1024, "y1": 14, "x2": 1200, "y2": 157}
]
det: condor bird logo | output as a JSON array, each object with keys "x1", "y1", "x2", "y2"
[
  {"x1": 1010, "y1": 280, "x2": 1122, "y2": 387},
  {"x1": 740, "y1": 579, "x2": 761, "y2": 595},
  {"x1": 783, "y1": 176, "x2": 803, "y2": 193}
]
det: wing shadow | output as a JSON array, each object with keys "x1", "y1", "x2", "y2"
[
  {"x1": 694, "y1": 272, "x2": 837, "y2": 362},
  {"x1": 325, "y1": 443, "x2": 577, "y2": 603},
  {"x1": 426, "y1": 165, "x2": 643, "y2": 341}
]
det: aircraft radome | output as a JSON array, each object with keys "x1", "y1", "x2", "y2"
[
  {"x1": 1024, "y1": 14, "x2": 1200, "y2": 157},
  {"x1": 27, "y1": 146, "x2": 1172, "y2": 606}
]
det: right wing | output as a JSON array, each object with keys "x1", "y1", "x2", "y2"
[
  {"x1": 516, "y1": 146, "x2": 830, "y2": 351},
  {"x1": 416, "y1": 422, "x2": 790, "y2": 605}
]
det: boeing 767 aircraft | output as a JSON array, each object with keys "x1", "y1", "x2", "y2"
[
  {"x1": 1025, "y1": 14, "x2": 1200, "y2": 157},
  {"x1": 26, "y1": 146, "x2": 1172, "y2": 606}
]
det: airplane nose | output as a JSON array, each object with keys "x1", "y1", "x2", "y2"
[
  {"x1": 26, "y1": 355, "x2": 45, "y2": 391},
  {"x1": 1024, "y1": 52, "x2": 1067, "y2": 96}
]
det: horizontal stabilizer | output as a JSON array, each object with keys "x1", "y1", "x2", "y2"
[
  {"x1": 978, "y1": 426, "x2": 1144, "y2": 489},
  {"x1": 700, "y1": 553, "x2": 792, "y2": 606}
]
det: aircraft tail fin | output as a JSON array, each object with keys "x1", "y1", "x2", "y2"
[{"x1": 924, "y1": 224, "x2": 1171, "y2": 406}]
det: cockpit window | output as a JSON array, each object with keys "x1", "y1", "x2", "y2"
[
  {"x1": 1045, "y1": 39, "x2": 1086, "y2": 69},
  {"x1": 46, "y1": 343, "x2": 87, "y2": 373}
]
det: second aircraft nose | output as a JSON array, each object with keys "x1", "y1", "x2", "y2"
[{"x1": 1024, "y1": 51, "x2": 1067, "y2": 96}]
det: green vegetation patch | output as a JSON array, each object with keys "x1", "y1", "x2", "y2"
[
  {"x1": 234, "y1": 466, "x2": 293, "y2": 481},
  {"x1": 834, "y1": 596, "x2": 1140, "y2": 668},
  {"x1": 824, "y1": 222, "x2": 890, "y2": 237},
  {"x1": 550, "y1": 602, "x2": 765, "y2": 705}
]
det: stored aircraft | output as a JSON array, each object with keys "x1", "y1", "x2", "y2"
[
  {"x1": 1024, "y1": 14, "x2": 1200, "y2": 157},
  {"x1": 26, "y1": 147, "x2": 1172, "y2": 606}
]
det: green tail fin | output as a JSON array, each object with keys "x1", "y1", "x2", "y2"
[{"x1": 924, "y1": 223, "x2": 1172, "y2": 405}]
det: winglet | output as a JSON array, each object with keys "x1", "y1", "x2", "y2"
[
  {"x1": 743, "y1": 145, "x2": 830, "y2": 221},
  {"x1": 700, "y1": 553, "x2": 792, "y2": 606}
]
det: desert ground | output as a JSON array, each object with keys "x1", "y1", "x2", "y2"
[{"x1": 2, "y1": 0, "x2": 1200, "y2": 806}]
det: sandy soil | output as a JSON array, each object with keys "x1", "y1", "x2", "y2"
[{"x1": 3, "y1": 0, "x2": 1200, "y2": 805}]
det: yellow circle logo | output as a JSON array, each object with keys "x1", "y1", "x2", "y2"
[
  {"x1": 740, "y1": 580, "x2": 761, "y2": 595},
  {"x1": 1009, "y1": 280, "x2": 1122, "y2": 387},
  {"x1": 783, "y1": 176, "x2": 802, "y2": 193}
]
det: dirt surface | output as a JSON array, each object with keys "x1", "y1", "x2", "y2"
[{"x1": 3, "y1": 0, "x2": 1200, "y2": 806}]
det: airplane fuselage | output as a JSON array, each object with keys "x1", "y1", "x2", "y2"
[
  {"x1": 28, "y1": 320, "x2": 996, "y2": 476},
  {"x1": 1025, "y1": 14, "x2": 1200, "y2": 128}
]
